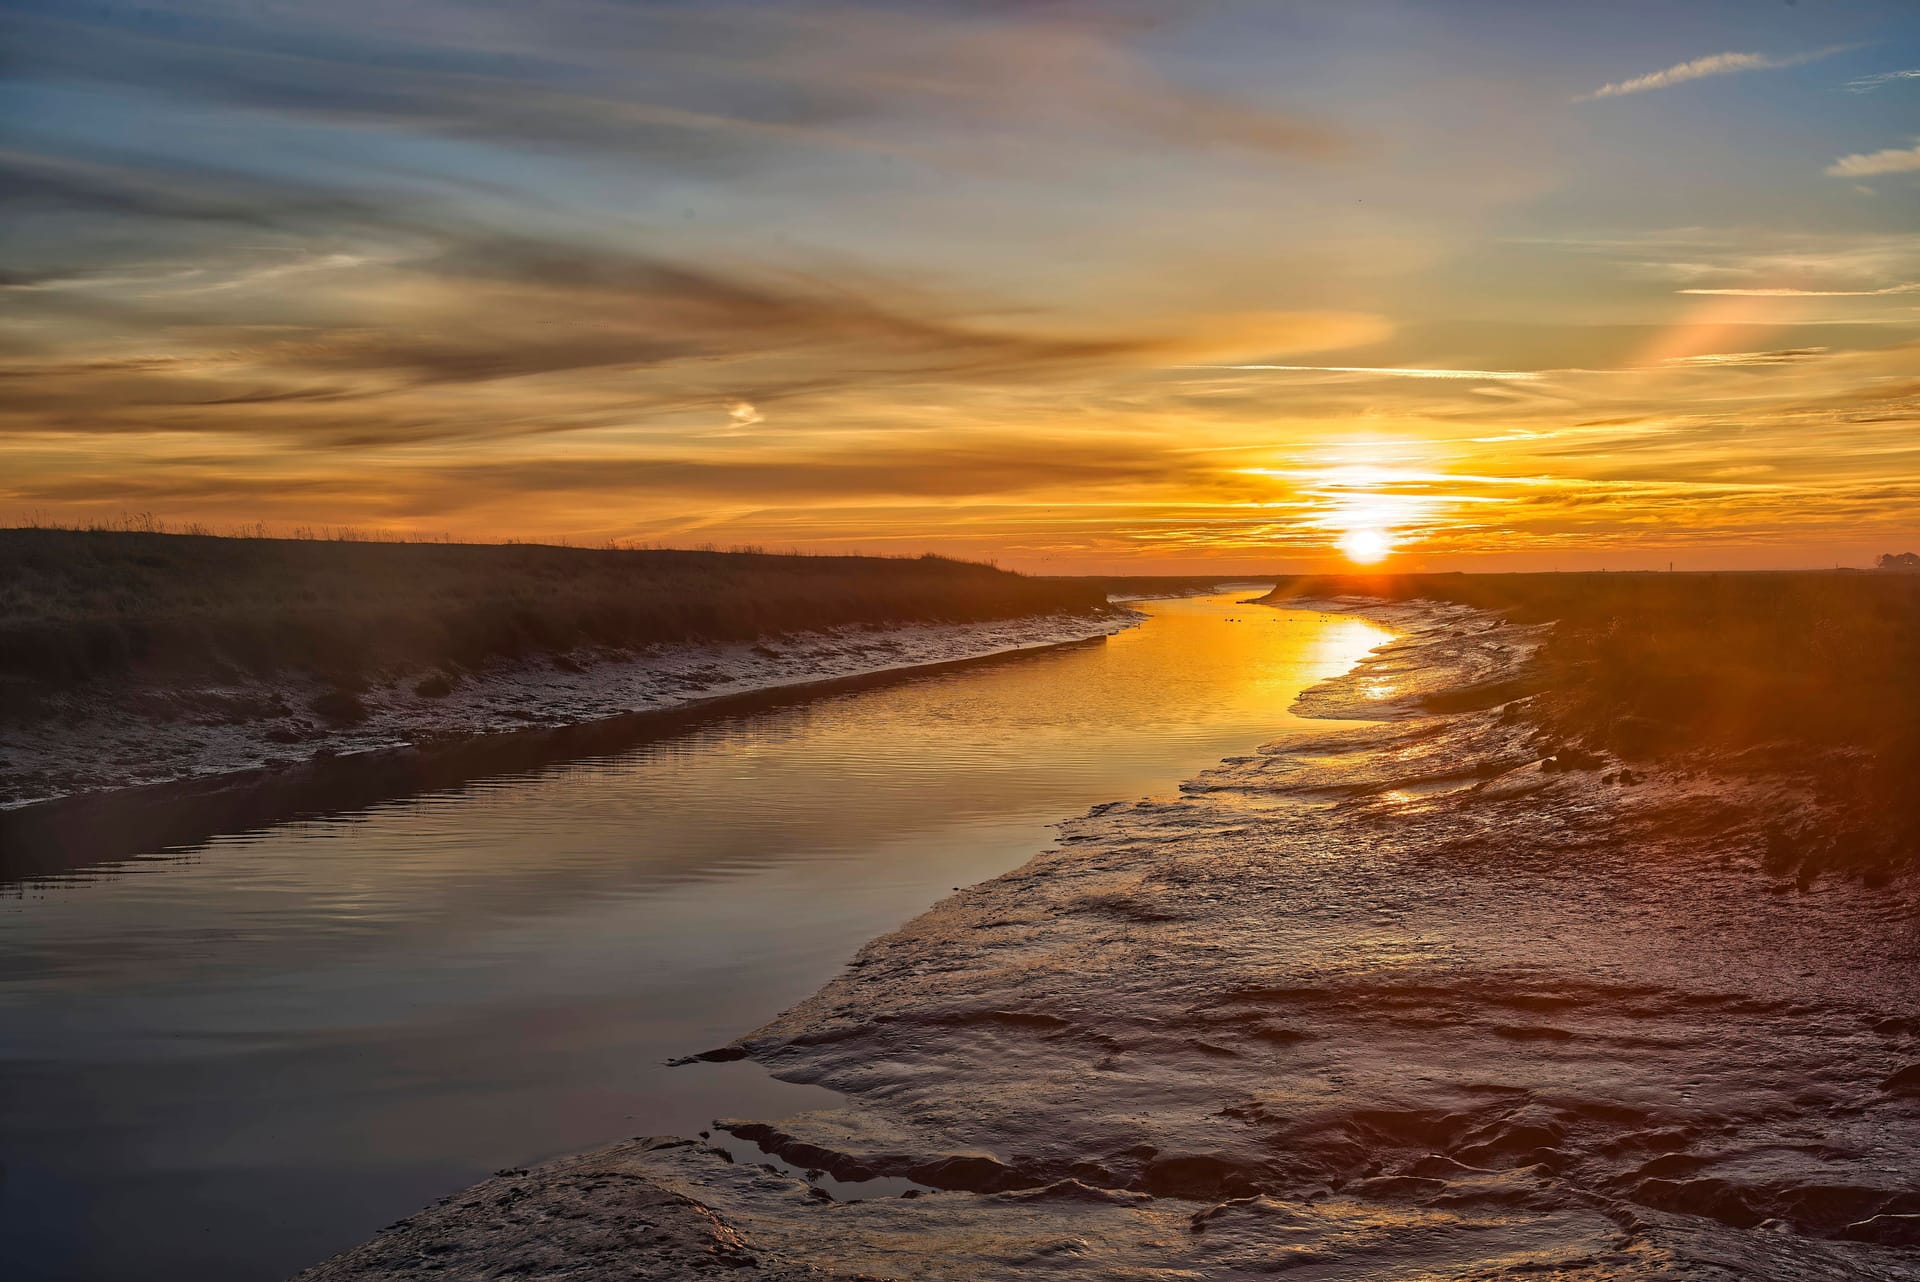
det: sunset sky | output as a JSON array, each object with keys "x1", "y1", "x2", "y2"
[{"x1": 4, "y1": 0, "x2": 1918, "y2": 571}]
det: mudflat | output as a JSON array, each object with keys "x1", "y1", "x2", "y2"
[{"x1": 304, "y1": 595, "x2": 1920, "y2": 1280}]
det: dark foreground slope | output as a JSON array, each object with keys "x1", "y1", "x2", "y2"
[
  {"x1": 0, "y1": 530, "x2": 1110, "y2": 698},
  {"x1": 1265, "y1": 571, "x2": 1920, "y2": 880}
]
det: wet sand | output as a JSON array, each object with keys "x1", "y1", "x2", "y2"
[{"x1": 301, "y1": 600, "x2": 1920, "y2": 1280}]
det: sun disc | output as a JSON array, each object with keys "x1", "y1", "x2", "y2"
[{"x1": 1339, "y1": 528, "x2": 1392, "y2": 564}]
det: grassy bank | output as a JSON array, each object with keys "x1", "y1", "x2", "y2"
[
  {"x1": 0, "y1": 530, "x2": 1112, "y2": 702},
  {"x1": 1050, "y1": 574, "x2": 1271, "y2": 597},
  {"x1": 1265, "y1": 571, "x2": 1920, "y2": 875}
]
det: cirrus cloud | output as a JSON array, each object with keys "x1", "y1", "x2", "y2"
[
  {"x1": 1826, "y1": 141, "x2": 1920, "y2": 178},
  {"x1": 1678, "y1": 283, "x2": 1920, "y2": 297},
  {"x1": 1847, "y1": 69, "x2": 1920, "y2": 93},
  {"x1": 1575, "y1": 47, "x2": 1843, "y2": 103}
]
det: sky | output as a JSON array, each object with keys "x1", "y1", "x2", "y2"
[{"x1": 3, "y1": 0, "x2": 1918, "y2": 572}]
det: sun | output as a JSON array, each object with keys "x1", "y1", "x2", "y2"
[{"x1": 1338, "y1": 527, "x2": 1392, "y2": 565}]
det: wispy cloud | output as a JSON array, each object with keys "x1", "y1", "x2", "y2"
[
  {"x1": 1847, "y1": 69, "x2": 1920, "y2": 93},
  {"x1": 0, "y1": 5, "x2": 1348, "y2": 170},
  {"x1": 5, "y1": 2, "x2": 1920, "y2": 565},
  {"x1": 12, "y1": 435, "x2": 1209, "y2": 509},
  {"x1": 1575, "y1": 48, "x2": 1840, "y2": 103},
  {"x1": 1826, "y1": 141, "x2": 1920, "y2": 177},
  {"x1": 1663, "y1": 347, "x2": 1830, "y2": 368},
  {"x1": 1678, "y1": 283, "x2": 1920, "y2": 296},
  {"x1": 1200, "y1": 364, "x2": 1544, "y2": 381},
  {"x1": 0, "y1": 151, "x2": 1397, "y2": 456}
]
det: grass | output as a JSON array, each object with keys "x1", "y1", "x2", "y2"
[
  {"x1": 0, "y1": 529, "x2": 1112, "y2": 705},
  {"x1": 1265, "y1": 571, "x2": 1920, "y2": 877},
  {"x1": 1053, "y1": 574, "x2": 1275, "y2": 596}
]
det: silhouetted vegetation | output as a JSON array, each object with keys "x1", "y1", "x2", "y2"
[
  {"x1": 0, "y1": 530, "x2": 1112, "y2": 703},
  {"x1": 1055, "y1": 575, "x2": 1268, "y2": 597},
  {"x1": 1266, "y1": 571, "x2": 1920, "y2": 875}
]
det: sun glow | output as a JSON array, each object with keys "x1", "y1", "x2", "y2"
[{"x1": 1339, "y1": 526, "x2": 1393, "y2": 564}]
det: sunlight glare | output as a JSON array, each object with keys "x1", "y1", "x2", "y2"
[{"x1": 1339, "y1": 527, "x2": 1392, "y2": 564}]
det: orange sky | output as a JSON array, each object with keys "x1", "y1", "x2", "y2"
[{"x1": 4, "y1": 1, "x2": 1918, "y2": 572}]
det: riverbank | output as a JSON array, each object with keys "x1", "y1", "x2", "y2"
[
  {"x1": 0, "y1": 530, "x2": 1131, "y2": 817},
  {"x1": 0, "y1": 530, "x2": 1115, "y2": 693},
  {"x1": 0, "y1": 608, "x2": 1137, "y2": 869},
  {"x1": 300, "y1": 595, "x2": 1920, "y2": 1280},
  {"x1": 1264, "y1": 572, "x2": 1920, "y2": 884}
]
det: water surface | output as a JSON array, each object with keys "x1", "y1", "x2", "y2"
[{"x1": 0, "y1": 594, "x2": 1388, "y2": 1281}]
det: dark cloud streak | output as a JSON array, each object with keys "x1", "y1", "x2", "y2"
[
  {"x1": 2, "y1": 3, "x2": 1345, "y2": 167},
  {"x1": 9, "y1": 435, "x2": 1204, "y2": 507}
]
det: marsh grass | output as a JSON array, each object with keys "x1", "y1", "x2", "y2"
[
  {"x1": 1269, "y1": 571, "x2": 1920, "y2": 876},
  {"x1": 0, "y1": 529, "x2": 1110, "y2": 699}
]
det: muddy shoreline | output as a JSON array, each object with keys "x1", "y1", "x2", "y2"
[
  {"x1": 0, "y1": 610, "x2": 1140, "y2": 878},
  {"x1": 304, "y1": 596, "x2": 1920, "y2": 1280}
]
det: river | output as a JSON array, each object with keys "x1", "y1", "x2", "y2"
[{"x1": 0, "y1": 593, "x2": 1390, "y2": 1281}]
